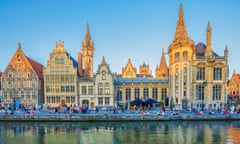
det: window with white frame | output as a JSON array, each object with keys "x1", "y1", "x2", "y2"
[
  {"x1": 105, "y1": 97, "x2": 110, "y2": 105},
  {"x1": 88, "y1": 86, "x2": 93, "y2": 95},
  {"x1": 212, "y1": 85, "x2": 221, "y2": 100},
  {"x1": 213, "y1": 68, "x2": 222, "y2": 80},
  {"x1": 104, "y1": 83, "x2": 110, "y2": 94},
  {"x1": 152, "y1": 88, "x2": 158, "y2": 100},
  {"x1": 143, "y1": 88, "x2": 148, "y2": 100},
  {"x1": 134, "y1": 88, "x2": 140, "y2": 99},
  {"x1": 126, "y1": 88, "x2": 131, "y2": 101},
  {"x1": 98, "y1": 97, "x2": 103, "y2": 105},
  {"x1": 196, "y1": 85, "x2": 204, "y2": 101},
  {"x1": 196, "y1": 67, "x2": 205, "y2": 80},
  {"x1": 98, "y1": 83, "x2": 103, "y2": 95},
  {"x1": 102, "y1": 71, "x2": 106, "y2": 80},
  {"x1": 161, "y1": 88, "x2": 167, "y2": 101}
]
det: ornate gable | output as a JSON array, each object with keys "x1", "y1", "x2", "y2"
[
  {"x1": 3, "y1": 43, "x2": 43, "y2": 79},
  {"x1": 96, "y1": 56, "x2": 111, "y2": 74},
  {"x1": 45, "y1": 41, "x2": 78, "y2": 74},
  {"x1": 122, "y1": 59, "x2": 137, "y2": 78}
]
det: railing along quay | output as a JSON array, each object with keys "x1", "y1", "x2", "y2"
[{"x1": 0, "y1": 111, "x2": 240, "y2": 122}]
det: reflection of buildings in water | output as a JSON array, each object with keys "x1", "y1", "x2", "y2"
[
  {"x1": 227, "y1": 125, "x2": 240, "y2": 144},
  {"x1": 0, "y1": 122, "x2": 240, "y2": 143}
]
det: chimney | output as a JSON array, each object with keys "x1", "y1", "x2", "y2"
[{"x1": 78, "y1": 52, "x2": 83, "y2": 77}]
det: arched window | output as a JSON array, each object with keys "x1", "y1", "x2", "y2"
[
  {"x1": 104, "y1": 83, "x2": 110, "y2": 94},
  {"x1": 102, "y1": 71, "x2": 106, "y2": 80},
  {"x1": 183, "y1": 51, "x2": 188, "y2": 61},
  {"x1": 175, "y1": 52, "x2": 180, "y2": 62},
  {"x1": 98, "y1": 83, "x2": 103, "y2": 95}
]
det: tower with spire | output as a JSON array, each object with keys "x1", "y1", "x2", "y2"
[
  {"x1": 82, "y1": 23, "x2": 94, "y2": 78},
  {"x1": 205, "y1": 22, "x2": 212, "y2": 57},
  {"x1": 168, "y1": 3, "x2": 195, "y2": 110},
  {"x1": 156, "y1": 48, "x2": 168, "y2": 79}
]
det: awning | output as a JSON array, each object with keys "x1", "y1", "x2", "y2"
[{"x1": 230, "y1": 94, "x2": 239, "y2": 97}]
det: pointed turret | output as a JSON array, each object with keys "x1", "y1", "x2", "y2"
[
  {"x1": 85, "y1": 22, "x2": 91, "y2": 40},
  {"x1": 156, "y1": 48, "x2": 168, "y2": 79},
  {"x1": 83, "y1": 23, "x2": 94, "y2": 48},
  {"x1": 101, "y1": 56, "x2": 107, "y2": 66},
  {"x1": 168, "y1": 3, "x2": 194, "y2": 53},
  {"x1": 205, "y1": 21, "x2": 212, "y2": 56},
  {"x1": 173, "y1": 3, "x2": 188, "y2": 42},
  {"x1": 224, "y1": 45, "x2": 228, "y2": 61},
  {"x1": 159, "y1": 48, "x2": 167, "y2": 69}
]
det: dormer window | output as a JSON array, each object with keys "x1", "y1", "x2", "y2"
[{"x1": 102, "y1": 71, "x2": 106, "y2": 80}]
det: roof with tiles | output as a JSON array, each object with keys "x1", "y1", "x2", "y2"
[
  {"x1": 26, "y1": 57, "x2": 44, "y2": 79},
  {"x1": 195, "y1": 42, "x2": 218, "y2": 56}
]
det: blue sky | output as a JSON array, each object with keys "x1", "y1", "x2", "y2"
[{"x1": 0, "y1": 0, "x2": 239, "y2": 77}]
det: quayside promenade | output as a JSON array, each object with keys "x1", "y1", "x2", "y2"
[{"x1": 1, "y1": 110, "x2": 240, "y2": 122}]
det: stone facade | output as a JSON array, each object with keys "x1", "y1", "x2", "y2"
[
  {"x1": 1, "y1": 43, "x2": 44, "y2": 108},
  {"x1": 168, "y1": 4, "x2": 228, "y2": 110},
  {"x1": 94, "y1": 57, "x2": 114, "y2": 107},
  {"x1": 0, "y1": 4, "x2": 230, "y2": 111},
  {"x1": 115, "y1": 59, "x2": 169, "y2": 108},
  {"x1": 114, "y1": 78, "x2": 169, "y2": 108},
  {"x1": 44, "y1": 41, "x2": 78, "y2": 107}
]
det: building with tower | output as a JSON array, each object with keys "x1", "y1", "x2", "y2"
[
  {"x1": 78, "y1": 24, "x2": 95, "y2": 108},
  {"x1": 168, "y1": 4, "x2": 228, "y2": 110},
  {"x1": 80, "y1": 23, "x2": 94, "y2": 78}
]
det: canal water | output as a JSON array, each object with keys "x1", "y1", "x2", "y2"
[{"x1": 0, "y1": 121, "x2": 239, "y2": 144}]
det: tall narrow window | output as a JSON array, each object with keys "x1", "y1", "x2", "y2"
[
  {"x1": 175, "y1": 52, "x2": 180, "y2": 62},
  {"x1": 213, "y1": 68, "x2": 222, "y2": 80},
  {"x1": 183, "y1": 51, "x2": 188, "y2": 61},
  {"x1": 98, "y1": 97, "x2": 103, "y2": 105},
  {"x1": 98, "y1": 83, "x2": 103, "y2": 95},
  {"x1": 183, "y1": 67, "x2": 187, "y2": 74},
  {"x1": 161, "y1": 88, "x2": 167, "y2": 101},
  {"x1": 104, "y1": 83, "x2": 110, "y2": 94},
  {"x1": 143, "y1": 88, "x2": 148, "y2": 100},
  {"x1": 21, "y1": 91, "x2": 24, "y2": 100},
  {"x1": 126, "y1": 88, "x2": 131, "y2": 102},
  {"x1": 105, "y1": 97, "x2": 110, "y2": 105},
  {"x1": 196, "y1": 85, "x2": 204, "y2": 101},
  {"x1": 71, "y1": 96, "x2": 75, "y2": 103},
  {"x1": 102, "y1": 71, "x2": 106, "y2": 80},
  {"x1": 117, "y1": 89, "x2": 122, "y2": 102},
  {"x1": 134, "y1": 88, "x2": 140, "y2": 99},
  {"x1": 196, "y1": 67, "x2": 205, "y2": 80},
  {"x1": 213, "y1": 85, "x2": 221, "y2": 100},
  {"x1": 152, "y1": 88, "x2": 158, "y2": 100},
  {"x1": 88, "y1": 86, "x2": 93, "y2": 95}
]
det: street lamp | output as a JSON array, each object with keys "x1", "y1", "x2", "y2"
[{"x1": 202, "y1": 80, "x2": 207, "y2": 111}]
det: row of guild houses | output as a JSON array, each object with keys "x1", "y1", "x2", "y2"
[{"x1": 0, "y1": 4, "x2": 229, "y2": 110}]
